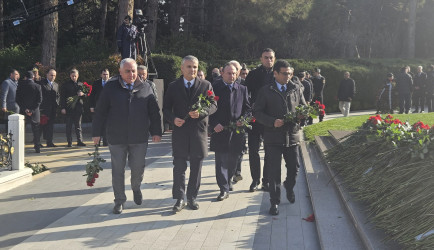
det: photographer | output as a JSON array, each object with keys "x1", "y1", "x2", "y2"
[{"x1": 116, "y1": 15, "x2": 138, "y2": 60}]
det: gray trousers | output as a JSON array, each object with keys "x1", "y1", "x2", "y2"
[{"x1": 109, "y1": 143, "x2": 148, "y2": 204}]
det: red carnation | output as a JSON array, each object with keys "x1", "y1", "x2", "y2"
[
  {"x1": 207, "y1": 90, "x2": 213, "y2": 96},
  {"x1": 386, "y1": 114, "x2": 393, "y2": 119},
  {"x1": 319, "y1": 104, "x2": 325, "y2": 109},
  {"x1": 87, "y1": 182, "x2": 93, "y2": 187},
  {"x1": 91, "y1": 178, "x2": 96, "y2": 183},
  {"x1": 319, "y1": 110, "x2": 325, "y2": 116},
  {"x1": 214, "y1": 96, "x2": 220, "y2": 101},
  {"x1": 94, "y1": 173, "x2": 99, "y2": 178},
  {"x1": 252, "y1": 117, "x2": 256, "y2": 123}
]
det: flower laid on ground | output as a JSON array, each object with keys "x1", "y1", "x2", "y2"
[
  {"x1": 84, "y1": 145, "x2": 105, "y2": 187},
  {"x1": 184, "y1": 90, "x2": 217, "y2": 120},
  {"x1": 67, "y1": 82, "x2": 92, "y2": 109},
  {"x1": 284, "y1": 104, "x2": 319, "y2": 124}
]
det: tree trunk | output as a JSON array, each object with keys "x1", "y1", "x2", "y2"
[
  {"x1": 145, "y1": 0, "x2": 158, "y2": 50},
  {"x1": 169, "y1": 0, "x2": 184, "y2": 34},
  {"x1": 117, "y1": 0, "x2": 134, "y2": 29},
  {"x1": 408, "y1": 0, "x2": 417, "y2": 58},
  {"x1": 183, "y1": 0, "x2": 191, "y2": 34},
  {"x1": 41, "y1": 0, "x2": 58, "y2": 68},
  {"x1": 99, "y1": 0, "x2": 108, "y2": 43},
  {"x1": 0, "y1": 0, "x2": 4, "y2": 49}
]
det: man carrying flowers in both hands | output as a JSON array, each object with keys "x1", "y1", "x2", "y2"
[
  {"x1": 253, "y1": 60, "x2": 307, "y2": 216},
  {"x1": 163, "y1": 55, "x2": 217, "y2": 212},
  {"x1": 92, "y1": 58, "x2": 162, "y2": 214},
  {"x1": 209, "y1": 62, "x2": 251, "y2": 201}
]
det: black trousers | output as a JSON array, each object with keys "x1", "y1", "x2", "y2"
[
  {"x1": 413, "y1": 90, "x2": 425, "y2": 111},
  {"x1": 215, "y1": 151, "x2": 239, "y2": 192},
  {"x1": 172, "y1": 156, "x2": 203, "y2": 200},
  {"x1": 41, "y1": 115, "x2": 55, "y2": 144},
  {"x1": 65, "y1": 111, "x2": 83, "y2": 143},
  {"x1": 399, "y1": 92, "x2": 412, "y2": 114},
  {"x1": 266, "y1": 144, "x2": 300, "y2": 205},
  {"x1": 427, "y1": 94, "x2": 434, "y2": 112},
  {"x1": 26, "y1": 116, "x2": 40, "y2": 148},
  {"x1": 248, "y1": 130, "x2": 268, "y2": 185}
]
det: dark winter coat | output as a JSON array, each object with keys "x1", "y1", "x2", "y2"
[
  {"x1": 163, "y1": 77, "x2": 217, "y2": 158},
  {"x1": 209, "y1": 80, "x2": 251, "y2": 153},
  {"x1": 16, "y1": 79, "x2": 42, "y2": 123},
  {"x1": 301, "y1": 79, "x2": 313, "y2": 103},
  {"x1": 89, "y1": 79, "x2": 104, "y2": 109},
  {"x1": 337, "y1": 78, "x2": 356, "y2": 102},
  {"x1": 413, "y1": 72, "x2": 427, "y2": 93},
  {"x1": 92, "y1": 75, "x2": 162, "y2": 145},
  {"x1": 39, "y1": 78, "x2": 59, "y2": 118},
  {"x1": 311, "y1": 75, "x2": 326, "y2": 101},
  {"x1": 59, "y1": 80, "x2": 84, "y2": 115},
  {"x1": 253, "y1": 80, "x2": 307, "y2": 146},
  {"x1": 116, "y1": 23, "x2": 138, "y2": 59},
  {"x1": 395, "y1": 72, "x2": 413, "y2": 94}
]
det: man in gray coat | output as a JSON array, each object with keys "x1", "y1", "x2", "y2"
[
  {"x1": 92, "y1": 58, "x2": 162, "y2": 214},
  {"x1": 1, "y1": 69, "x2": 20, "y2": 133}
]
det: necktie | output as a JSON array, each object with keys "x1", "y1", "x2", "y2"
[
  {"x1": 102, "y1": 80, "x2": 106, "y2": 87},
  {"x1": 187, "y1": 82, "x2": 192, "y2": 97},
  {"x1": 281, "y1": 85, "x2": 286, "y2": 93}
]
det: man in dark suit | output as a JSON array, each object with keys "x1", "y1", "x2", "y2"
[
  {"x1": 245, "y1": 48, "x2": 275, "y2": 192},
  {"x1": 210, "y1": 62, "x2": 250, "y2": 201},
  {"x1": 90, "y1": 69, "x2": 110, "y2": 146},
  {"x1": 163, "y1": 55, "x2": 217, "y2": 212},
  {"x1": 60, "y1": 69, "x2": 86, "y2": 147},
  {"x1": 1, "y1": 69, "x2": 20, "y2": 133},
  {"x1": 16, "y1": 71, "x2": 42, "y2": 153},
  {"x1": 93, "y1": 58, "x2": 162, "y2": 214},
  {"x1": 253, "y1": 60, "x2": 307, "y2": 215},
  {"x1": 39, "y1": 69, "x2": 59, "y2": 147}
]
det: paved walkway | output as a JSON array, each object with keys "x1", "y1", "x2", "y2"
[{"x1": 0, "y1": 128, "x2": 327, "y2": 249}]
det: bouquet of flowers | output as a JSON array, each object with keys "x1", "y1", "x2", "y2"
[
  {"x1": 84, "y1": 145, "x2": 105, "y2": 187},
  {"x1": 184, "y1": 90, "x2": 218, "y2": 120},
  {"x1": 67, "y1": 82, "x2": 92, "y2": 109},
  {"x1": 312, "y1": 100, "x2": 325, "y2": 116},
  {"x1": 211, "y1": 112, "x2": 255, "y2": 135},
  {"x1": 284, "y1": 104, "x2": 318, "y2": 124}
]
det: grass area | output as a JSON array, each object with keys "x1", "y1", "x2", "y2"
[{"x1": 303, "y1": 113, "x2": 434, "y2": 141}]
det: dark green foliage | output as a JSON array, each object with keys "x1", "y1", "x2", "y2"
[
  {"x1": 0, "y1": 45, "x2": 41, "y2": 80},
  {"x1": 25, "y1": 162, "x2": 48, "y2": 176},
  {"x1": 151, "y1": 54, "x2": 182, "y2": 84}
]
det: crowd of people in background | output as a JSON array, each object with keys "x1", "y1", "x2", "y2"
[{"x1": 2, "y1": 45, "x2": 433, "y2": 215}]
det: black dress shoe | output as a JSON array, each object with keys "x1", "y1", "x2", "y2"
[
  {"x1": 113, "y1": 203, "x2": 123, "y2": 214},
  {"x1": 173, "y1": 199, "x2": 186, "y2": 212},
  {"x1": 133, "y1": 190, "x2": 142, "y2": 205},
  {"x1": 269, "y1": 204, "x2": 279, "y2": 215},
  {"x1": 249, "y1": 182, "x2": 259, "y2": 192},
  {"x1": 46, "y1": 142, "x2": 57, "y2": 147},
  {"x1": 38, "y1": 144, "x2": 44, "y2": 148},
  {"x1": 67, "y1": 142, "x2": 72, "y2": 147},
  {"x1": 286, "y1": 189, "x2": 295, "y2": 203},
  {"x1": 233, "y1": 174, "x2": 243, "y2": 183},
  {"x1": 77, "y1": 141, "x2": 86, "y2": 146},
  {"x1": 187, "y1": 199, "x2": 199, "y2": 210},
  {"x1": 34, "y1": 147, "x2": 40, "y2": 153},
  {"x1": 217, "y1": 191, "x2": 229, "y2": 201},
  {"x1": 262, "y1": 182, "x2": 269, "y2": 191}
]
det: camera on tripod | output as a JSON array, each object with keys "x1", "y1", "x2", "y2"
[{"x1": 133, "y1": 9, "x2": 153, "y2": 34}]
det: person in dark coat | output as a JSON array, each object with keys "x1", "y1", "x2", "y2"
[
  {"x1": 117, "y1": 15, "x2": 138, "y2": 60},
  {"x1": 245, "y1": 48, "x2": 275, "y2": 192},
  {"x1": 297, "y1": 71, "x2": 312, "y2": 126},
  {"x1": 92, "y1": 58, "x2": 162, "y2": 214},
  {"x1": 376, "y1": 73, "x2": 398, "y2": 114},
  {"x1": 39, "y1": 69, "x2": 59, "y2": 147},
  {"x1": 163, "y1": 55, "x2": 217, "y2": 212},
  {"x1": 60, "y1": 69, "x2": 86, "y2": 147},
  {"x1": 89, "y1": 69, "x2": 110, "y2": 146},
  {"x1": 253, "y1": 60, "x2": 307, "y2": 216},
  {"x1": 311, "y1": 68, "x2": 325, "y2": 122},
  {"x1": 16, "y1": 71, "x2": 42, "y2": 153},
  {"x1": 138, "y1": 65, "x2": 158, "y2": 103},
  {"x1": 209, "y1": 63, "x2": 251, "y2": 201},
  {"x1": 426, "y1": 65, "x2": 434, "y2": 113},
  {"x1": 395, "y1": 66, "x2": 413, "y2": 114},
  {"x1": 412, "y1": 66, "x2": 427, "y2": 113},
  {"x1": 337, "y1": 71, "x2": 356, "y2": 117}
]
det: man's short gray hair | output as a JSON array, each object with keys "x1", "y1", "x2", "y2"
[
  {"x1": 138, "y1": 65, "x2": 148, "y2": 71},
  {"x1": 70, "y1": 68, "x2": 79, "y2": 75},
  {"x1": 182, "y1": 55, "x2": 199, "y2": 65},
  {"x1": 120, "y1": 58, "x2": 137, "y2": 69},
  {"x1": 228, "y1": 60, "x2": 241, "y2": 71}
]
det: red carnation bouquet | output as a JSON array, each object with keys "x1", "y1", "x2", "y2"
[
  {"x1": 84, "y1": 145, "x2": 105, "y2": 187},
  {"x1": 210, "y1": 112, "x2": 255, "y2": 135},
  {"x1": 67, "y1": 82, "x2": 92, "y2": 109},
  {"x1": 184, "y1": 90, "x2": 218, "y2": 120}
]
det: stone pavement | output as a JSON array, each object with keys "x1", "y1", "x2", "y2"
[{"x1": 0, "y1": 128, "x2": 321, "y2": 249}]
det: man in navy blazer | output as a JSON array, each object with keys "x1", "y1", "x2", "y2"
[{"x1": 209, "y1": 63, "x2": 251, "y2": 201}]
